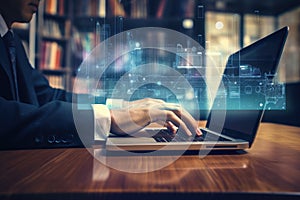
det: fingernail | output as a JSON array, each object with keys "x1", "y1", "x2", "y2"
[{"x1": 196, "y1": 128, "x2": 202, "y2": 136}]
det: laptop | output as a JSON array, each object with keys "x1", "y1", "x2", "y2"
[{"x1": 105, "y1": 26, "x2": 289, "y2": 152}]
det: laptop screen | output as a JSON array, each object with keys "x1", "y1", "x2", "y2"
[
  {"x1": 225, "y1": 27, "x2": 289, "y2": 77},
  {"x1": 216, "y1": 26, "x2": 289, "y2": 111},
  {"x1": 206, "y1": 26, "x2": 288, "y2": 146}
]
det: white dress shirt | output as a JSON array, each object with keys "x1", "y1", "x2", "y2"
[{"x1": 0, "y1": 14, "x2": 9, "y2": 37}]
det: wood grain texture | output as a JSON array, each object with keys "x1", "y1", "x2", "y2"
[{"x1": 0, "y1": 123, "x2": 299, "y2": 199}]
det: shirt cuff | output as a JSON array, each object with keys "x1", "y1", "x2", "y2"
[{"x1": 92, "y1": 104, "x2": 111, "y2": 141}]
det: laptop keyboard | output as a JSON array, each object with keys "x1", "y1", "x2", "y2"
[{"x1": 153, "y1": 129, "x2": 231, "y2": 143}]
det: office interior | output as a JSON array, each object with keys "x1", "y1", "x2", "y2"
[
  {"x1": 2, "y1": 2, "x2": 300, "y2": 199},
  {"x1": 12, "y1": 0, "x2": 300, "y2": 126}
]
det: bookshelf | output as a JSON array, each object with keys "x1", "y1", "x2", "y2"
[
  {"x1": 35, "y1": 0, "x2": 300, "y2": 120},
  {"x1": 37, "y1": 0, "x2": 204, "y2": 91},
  {"x1": 36, "y1": 0, "x2": 300, "y2": 93},
  {"x1": 36, "y1": 0, "x2": 71, "y2": 90},
  {"x1": 71, "y1": 1, "x2": 205, "y2": 64},
  {"x1": 69, "y1": 0, "x2": 205, "y2": 97}
]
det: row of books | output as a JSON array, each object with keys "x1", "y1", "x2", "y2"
[
  {"x1": 72, "y1": 0, "x2": 196, "y2": 18},
  {"x1": 42, "y1": 19, "x2": 70, "y2": 38},
  {"x1": 44, "y1": 0, "x2": 66, "y2": 15},
  {"x1": 74, "y1": 0, "x2": 106, "y2": 17},
  {"x1": 40, "y1": 41, "x2": 64, "y2": 70}
]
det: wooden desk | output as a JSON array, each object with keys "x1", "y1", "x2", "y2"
[{"x1": 0, "y1": 123, "x2": 299, "y2": 200}]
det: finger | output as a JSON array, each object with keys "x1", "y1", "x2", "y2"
[
  {"x1": 195, "y1": 127, "x2": 203, "y2": 136},
  {"x1": 165, "y1": 121, "x2": 178, "y2": 134},
  {"x1": 164, "y1": 111, "x2": 193, "y2": 136},
  {"x1": 158, "y1": 104, "x2": 199, "y2": 136},
  {"x1": 180, "y1": 109, "x2": 200, "y2": 135}
]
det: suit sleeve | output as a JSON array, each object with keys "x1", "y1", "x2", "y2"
[
  {"x1": 0, "y1": 40, "x2": 94, "y2": 150},
  {"x1": 0, "y1": 98, "x2": 79, "y2": 149},
  {"x1": 0, "y1": 83, "x2": 95, "y2": 150}
]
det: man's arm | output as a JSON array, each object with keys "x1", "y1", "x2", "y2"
[
  {"x1": 0, "y1": 97, "x2": 93, "y2": 150},
  {"x1": 0, "y1": 35, "x2": 94, "y2": 150}
]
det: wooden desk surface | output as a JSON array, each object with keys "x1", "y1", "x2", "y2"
[{"x1": 0, "y1": 123, "x2": 299, "y2": 200}]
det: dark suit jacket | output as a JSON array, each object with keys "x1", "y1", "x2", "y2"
[{"x1": 0, "y1": 33, "x2": 94, "y2": 150}]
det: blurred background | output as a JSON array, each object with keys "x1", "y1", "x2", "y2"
[{"x1": 12, "y1": 0, "x2": 300, "y2": 125}]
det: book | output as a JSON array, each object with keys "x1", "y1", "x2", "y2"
[
  {"x1": 98, "y1": 0, "x2": 106, "y2": 17},
  {"x1": 156, "y1": 0, "x2": 195, "y2": 18},
  {"x1": 44, "y1": 0, "x2": 65, "y2": 15},
  {"x1": 108, "y1": 0, "x2": 126, "y2": 17},
  {"x1": 43, "y1": 19, "x2": 63, "y2": 38},
  {"x1": 131, "y1": 0, "x2": 148, "y2": 18},
  {"x1": 40, "y1": 41, "x2": 63, "y2": 70}
]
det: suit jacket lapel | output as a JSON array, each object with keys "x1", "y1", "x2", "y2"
[
  {"x1": 0, "y1": 37, "x2": 18, "y2": 99},
  {"x1": 14, "y1": 34, "x2": 39, "y2": 105}
]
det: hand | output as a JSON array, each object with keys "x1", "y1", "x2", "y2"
[{"x1": 109, "y1": 98, "x2": 202, "y2": 137}]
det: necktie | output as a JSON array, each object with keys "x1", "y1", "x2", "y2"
[{"x1": 3, "y1": 30, "x2": 19, "y2": 101}]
